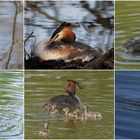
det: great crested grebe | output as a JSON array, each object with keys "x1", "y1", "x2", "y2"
[
  {"x1": 81, "y1": 105, "x2": 102, "y2": 120},
  {"x1": 42, "y1": 80, "x2": 81, "y2": 112},
  {"x1": 39, "y1": 121, "x2": 51, "y2": 137},
  {"x1": 122, "y1": 38, "x2": 140, "y2": 53},
  {"x1": 33, "y1": 22, "x2": 99, "y2": 62}
]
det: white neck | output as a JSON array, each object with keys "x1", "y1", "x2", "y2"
[{"x1": 74, "y1": 95, "x2": 81, "y2": 104}]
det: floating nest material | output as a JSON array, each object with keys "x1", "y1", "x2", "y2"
[{"x1": 25, "y1": 48, "x2": 114, "y2": 69}]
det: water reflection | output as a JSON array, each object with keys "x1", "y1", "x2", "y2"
[
  {"x1": 25, "y1": 71, "x2": 114, "y2": 139},
  {"x1": 0, "y1": 71, "x2": 23, "y2": 139},
  {"x1": 25, "y1": 1, "x2": 114, "y2": 56},
  {"x1": 0, "y1": 1, "x2": 23, "y2": 69},
  {"x1": 115, "y1": 1, "x2": 140, "y2": 69}
]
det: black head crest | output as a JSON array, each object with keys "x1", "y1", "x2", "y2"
[{"x1": 51, "y1": 22, "x2": 71, "y2": 39}]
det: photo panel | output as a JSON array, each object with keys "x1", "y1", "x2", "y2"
[
  {"x1": 0, "y1": 1, "x2": 23, "y2": 69},
  {"x1": 24, "y1": 1, "x2": 114, "y2": 69},
  {"x1": 115, "y1": 1, "x2": 140, "y2": 69},
  {"x1": 0, "y1": 71, "x2": 23, "y2": 139},
  {"x1": 115, "y1": 71, "x2": 140, "y2": 139},
  {"x1": 25, "y1": 70, "x2": 114, "y2": 139}
]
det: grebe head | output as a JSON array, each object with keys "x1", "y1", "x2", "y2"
[
  {"x1": 47, "y1": 22, "x2": 76, "y2": 46},
  {"x1": 63, "y1": 107, "x2": 69, "y2": 114},
  {"x1": 122, "y1": 38, "x2": 140, "y2": 53},
  {"x1": 65, "y1": 80, "x2": 81, "y2": 96}
]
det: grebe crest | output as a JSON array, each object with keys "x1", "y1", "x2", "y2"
[
  {"x1": 50, "y1": 22, "x2": 75, "y2": 43},
  {"x1": 39, "y1": 121, "x2": 51, "y2": 137},
  {"x1": 49, "y1": 22, "x2": 76, "y2": 44}
]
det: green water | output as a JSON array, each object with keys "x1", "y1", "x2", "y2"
[
  {"x1": 25, "y1": 71, "x2": 114, "y2": 139},
  {"x1": 0, "y1": 71, "x2": 23, "y2": 139},
  {"x1": 115, "y1": 1, "x2": 140, "y2": 69}
]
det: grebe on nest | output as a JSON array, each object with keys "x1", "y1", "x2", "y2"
[
  {"x1": 42, "y1": 80, "x2": 82, "y2": 113},
  {"x1": 33, "y1": 22, "x2": 99, "y2": 62}
]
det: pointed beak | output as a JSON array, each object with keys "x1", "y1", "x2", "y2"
[{"x1": 77, "y1": 84, "x2": 83, "y2": 89}]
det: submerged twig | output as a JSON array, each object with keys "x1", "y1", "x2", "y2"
[
  {"x1": 5, "y1": 2, "x2": 19, "y2": 69},
  {"x1": 24, "y1": 32, "x2": 34, "y2": 59}
]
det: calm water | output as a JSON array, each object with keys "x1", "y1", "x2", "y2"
[
  {"x1": 25, "y1": 1, "x2": 114, "y2": 55},
  {"x1": 115, "y1": 71, "x2": 140, "y2": 139},
  {"x1": 115, "y1": 1, "x2": 140, "y2": 69},
  {"x1": 0, "y1": 2, "x2": 23, "y2": 69},
  {"x1": 0, "y1": 71, "x2": 23, "y2": 139},
  {"x1": 25, "y1": 71, "x2": 114, "y2": 139}
]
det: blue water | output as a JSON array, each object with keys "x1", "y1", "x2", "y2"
[{"x1": 115, "y1": 71, "x2": 140, "y2": 139}]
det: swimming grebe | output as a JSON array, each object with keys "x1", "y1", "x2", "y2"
[
  {"x1": 80, "y1": 105, "x2": 102, "y2": 121},
  {"x1": 33, "y1": 22, "x2": 99, "y2": 62},
  {"x1": 122, "y1": 38, "x2": 140, "y2": 53},
  {"x1": 39, "y1": 121, "x2": 51, "y2": 137},
  {"x1": 42, "y1": 80, "x2": 81, "y2": 112}
]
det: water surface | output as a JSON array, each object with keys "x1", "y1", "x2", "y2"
[
  {"x1": 25, "y1": 71, "x2": 114, "y2": 139},
  {"x1": 115, "y1": 71, "x2": 140, "y2": 138},
  {"x1": 0, "y1": 71, "x2": 23, "y2": 139},
  {"x1": 115, "y1": 1, "x2": 140, "y2": 69}
]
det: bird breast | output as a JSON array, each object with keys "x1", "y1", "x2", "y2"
[{"x1": 34, "y1": 40, "x2": 98, "y2": 62}]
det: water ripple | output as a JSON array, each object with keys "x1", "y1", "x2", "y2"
[{"x1": 0, "y1": 71, "x2": 23, "y2": 139}]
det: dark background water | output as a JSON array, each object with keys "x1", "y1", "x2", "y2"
[
  {"x1": 25, "y1": 71, "x2": 114, "y2": 139},
  {"x1": 115, "y1": 71, "x2": 140, "y2": 139},
  {"x1": 25, "y1": 1, "x2": 114, "y2": 56}
]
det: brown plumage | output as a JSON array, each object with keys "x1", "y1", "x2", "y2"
[
  {"x1": 33, "y1": 22, "x2": 99, "y2": 62},
  {"x1": 42, "y1": 80, "x2": 81, "y2": 112}
]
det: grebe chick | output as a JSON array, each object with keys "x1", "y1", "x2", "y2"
[
  {"x1": 42, "y1": 80, "x2": 82, "y2": 112},
  {"x1": 33, "y1": 22, "x2": 99, "y2": 62},
  {"x1": 122, "y1": 38, "x2": 140, "y2": 53},
  {"x1": 39, "y1": 121, "x2": 51, "y2": 137},
  {"x1": 80, "y1": 105, "x2": 102, "y2": 121},
  {"x1": 42, "y1": 104, "x2": 58, "y2": 114},
  {"x1": 63, "y1": 108, "x2": 80, "y2": 120}
]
